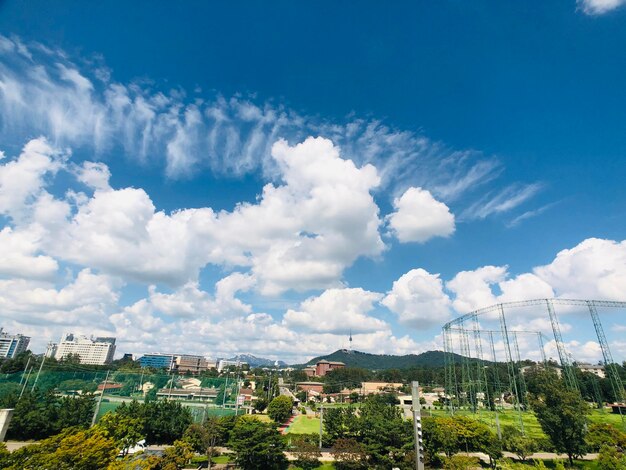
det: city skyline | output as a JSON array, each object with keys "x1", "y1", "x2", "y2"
[{"x1": 0, "y1": 1, "x2": 626, "y2": 363}]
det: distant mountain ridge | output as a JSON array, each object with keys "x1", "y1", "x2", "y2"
[
  {"x1": 227, "y1": 353, "x2": 287, "y2": 368},
  {"x1": 297, "y1": 349, "x2": 470, "y2": 370}
]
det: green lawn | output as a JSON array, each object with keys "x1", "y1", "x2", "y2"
[
  {"x1": 426, "y1": 407, "x2": 625, "y2": 439},
  {"x1": 286, "y1": 415, "x2": 321, "y2": 434},
  {"x1": 96, "y1": 401, "x2": 121, "y2": 420}
]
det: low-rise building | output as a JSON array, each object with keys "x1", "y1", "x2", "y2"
[
  {"x1": 578, "y1": 363, "x2": 606, "y2": 379},
  {"x1": 217, "y1": 359, "x2": 247, "y2": 372},
  {"x1": 315, "y1": 360, "x2": 345, "y2": 377},
  {"x1": 0, "y1": 328, "x2": 30, "y2": 359},
  {"x1": 176, "y1": 355, "x2": 210, "y2": 374},
  {"x1": 139, "y1": 353, "x2": 176, "y2": 370},
  {"x1": 156, "y1": 386, "x2": 218, "y2": 401}
]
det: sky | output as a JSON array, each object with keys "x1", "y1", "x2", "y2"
[{"x1": 0, "y1": 0, "x2": 625, "y2": 364}]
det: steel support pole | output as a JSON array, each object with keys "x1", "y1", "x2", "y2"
[{"x1": 412, "y1": 381, "x2": 425, "y2": 470}]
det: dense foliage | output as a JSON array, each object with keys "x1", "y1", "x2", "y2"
[
  {"x1": 266, "y1": 395, "x2": 293, "y2": 423},
  {"x1": 228, "y1": 416, "x2": 288, "y2": 470},
  {"x1": 0, "y1": 389, "x2": 95, "y2": 440}
]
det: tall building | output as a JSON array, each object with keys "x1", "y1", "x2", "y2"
[
  {"x1": 54, "y1": 333, "x2": 116, "y2": 365},
  {"x1": 0, "y1": 328, "x2": 30, "y2": 359}
]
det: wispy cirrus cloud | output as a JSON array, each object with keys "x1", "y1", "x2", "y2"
[
  {"x1": 578, "y1": 0, "x2": 626, "y2": 15},
  {"x1": 461, "y1": 183, "x2": 543, "y2": 221},
  {"x1": 0, "y1": 34, "x2": 532, "y2": 210}
]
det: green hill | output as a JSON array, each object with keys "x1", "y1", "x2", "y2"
[{"x1": 297, "y1": 349, "x2": 471, "y2": 370}]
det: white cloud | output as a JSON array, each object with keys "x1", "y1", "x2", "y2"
[
  {"x1": 283, "y1": 288, "x2": 386, "y2": 334},
  {"x1": 0, "y1": 137, "x2": 65, "y2": 222},
  {"x1": 0, "y1": 269, "x2": 120, "y2": 335},
  {"x1": 447, "y1": 266, "x2": 506, "y2": 313},
  {"x1": 74, "y1": 161, "x2": 111, "y2": 191},
  {"x1": 2, "y1": 136, "x2": 384, "y2": 292},
  {"x1": 0, "y1": 227, "x2": 58, "y2": 279},
  {"x1": 382, "y1": 268, "x2": 452, "y2": 327},
  {"x1": 579, "y1": 0, "x2": 626, "y2": 15},
  {"x1": 462, "y1": 183, "x2": 542, "y2": 221},
  {"x1": 534, "y1": 238, "x2": 626, "y2": 300},
  {"x1": 387, "y1": 187, "x2": 455, "y2": 243},
  {"x1": 0, "y1": 34, "x2": 519, "y2": 213}
]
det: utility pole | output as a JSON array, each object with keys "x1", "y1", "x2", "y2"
[
  {"x1": 91, "y1": 370, "x2": 110, "y2": 426},
  {"x1": 412, "y1": 381, "x2": 425, "y2": 470},
  {"x1": 319, "y1": 404, "x2": 324, "y2": 449}
]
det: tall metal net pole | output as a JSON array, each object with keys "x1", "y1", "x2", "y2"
[
  {"x1": 443, "y1": 327, "x2": 456, "y2": 415},
  {"x1": 537, "y1": 333, "x2": 547, "y2": 367},
  {"x1": 472, "y1": 315, "x2": 488, "y2": 416},
  {"x1": 546, "y1": 299, "x2": 579, "y2": 392},
  {"x1": 587, "y1": 301, "x2": 625, "y2": 427},
  {"x1": 488, "y1": 331, "x2": 503, "y2": 439},
  {"x1": 498, "y1": 304, "x2": 525, "y2": 433},
  {"x1": 512, "y1": 332, "x2": 528, "y2": 409},
  {"x1": 459, "y1": 324, "x2": 475, "y2": 411}
]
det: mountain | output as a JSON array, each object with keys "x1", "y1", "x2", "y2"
[
  {"x1": 297, "y1": 349, "x2": 472, "y2": 370},
  {"x1": 227, "y1": 354, "x2": 287, "y2": 368}
]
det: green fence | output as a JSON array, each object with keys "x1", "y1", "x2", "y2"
[{"x1": 0, "y1": 367, "x2": 242, "y2": 423}]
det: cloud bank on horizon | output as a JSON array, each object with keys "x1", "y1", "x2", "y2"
[{"x1": 0, "y1": 35, "x2": 625, "y2": 364}]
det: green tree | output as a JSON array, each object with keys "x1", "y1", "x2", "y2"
[
  {"x1": 531, "y1": 381, "x2": 589, "y2": 466},
  {"x1": 323, "y1": 406, "x2": 359, "y2": 444},
  {"x1": 253, "y1": 396, "x2": 268, "y2": 412},
  {"x1": 357, "y1": 394, "x2": 413, "y2": 468},
  {"x1": 159, "y1": 439, "x2": 193, "y2": 470},
  {"x1": 2, "y1": 427, "x2": 118, "y2": 470},
  {"x1": 228, "y1": 416, "x2": 288, "y2": 470},
  {"x1": 502, "y1": 425, "x2": 538, "y2": 462},
  {"x1": 331, "y1": 437, "x2": 368, "y2": 470},
  {"x1": 597, "y1": 444, "x2": 626, "y2": 470},
  {"x1": 266, "y1": 395, "x2": 293, "y2": 424},
  {"x1": 585, "y1": 423, "x2": 626, "y2": 452},
  {"x1": 97, "y1": 412, "x2": 145, "y2": 456},
  {"x1": 290, "y1": 433, "x2": 321, "y2": 470},
  {"x1": 115, "y1": 399, "x2": 192, "y2": 445}
]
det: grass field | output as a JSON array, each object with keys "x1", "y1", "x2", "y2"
[
  {"x1": 286, "y1": 415, "x2": 321, "y2": 434},
  {"x1": 284, "y1": 407, "x2": 623, "y2": 439},
  {"x1": 96, "y1": 401, "x2": 121, "y2": 419}
]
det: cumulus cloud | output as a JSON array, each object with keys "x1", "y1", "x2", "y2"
[
  {"x1": 0, "y1": 137, "x2": 65, "y2": 222},
  {"x1": 387, "y1": 187, "x2": 455, "y2": 243},
  {"x1": 0, "y1": 269, "x2": 120, "y2": 332},
  {"x1": 579, "y1": 0, "x2": 626, "y2": 15},
  {"x1": 534, "y1": 238, "x2": 626, "y2": 300},
  {"x1": 382, "y1": 269, "x2": 452, "y2": 327},
  {"x1": 1, "y1": 136, "x2": 385, "y2": 291},
  {"x1": 0, "y1": 227, "x2": 58, "y2": 279},
  {"x1": 283, "y1": 288, "x2": 386, "y2": 334}
]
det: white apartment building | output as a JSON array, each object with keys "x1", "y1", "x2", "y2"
[
  {"x1": 0, "y1": 328, "x2": 30, "y2": 359},
  {"x1": 54, "y1": 333, "x2": 116, "y2": 365}
]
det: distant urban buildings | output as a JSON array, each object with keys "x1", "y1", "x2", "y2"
[
  {"x1": 139, "y1": 353, "x2": 217, "y2": 374},
  {"x1": 0, "y1": 328, "x2": 30, "y2": 359},
  {"x1": 217, "y1": 359, "x2": 247, "y2": 372},
  {"x1": 304, "y1": 359, "x2": 345, "y2": 377},
  {"x1": 49, "y1": 333, "x2": 116, "y2": 365}
]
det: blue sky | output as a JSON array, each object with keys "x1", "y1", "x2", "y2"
[{"x1": 0, "y1": 0, "x2": 625, "y2": 363}]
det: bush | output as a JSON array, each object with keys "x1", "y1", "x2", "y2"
[{"x1": 443, "y1": 455, "x2": 481, "y2": 469}]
